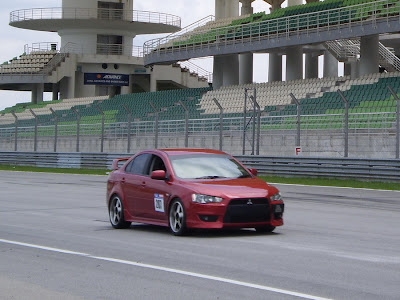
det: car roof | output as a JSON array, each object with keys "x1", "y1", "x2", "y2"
[{"x1": 158, "y1": 148, "x2": 228, "y2": 156}]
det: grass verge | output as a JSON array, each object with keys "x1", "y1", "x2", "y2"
[
  {"x1": 1, "y1": 165, "x2": 399, "y2": 191},
  {"x1": 0, "y1": 165, "x2": 108, "y2": 175}
]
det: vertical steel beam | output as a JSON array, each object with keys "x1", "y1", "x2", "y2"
[
  {"x1": 387, "y1": 86, "x2": 400, "y2": 159},
  {"x1": 213, "y1": 98, "x2": 224, "y2": 151},
  {"x1": 179, "y1": 100, "x2": 189, "y2": 147},
  {"x1": 337, "y1": 90, "x2": 349, "y2": 158},
  {"x1": 50, "y1": 108, "x2": 58, "y2": 152},
  {"x1": 11, "y1": 111, "x2": 18, "y2": 151},
  {"x1": 150, "y1": 102, "x2": 159, "y2": 149},
  {"x1": 122, "y1": 104, "x2": 132, "y2": 153},
  {"x1": 96, "y1": 105, "x2": 105, "y2": 153},
  {"x1": 290, "y1": 93, "x2": 301, "y2": 147},
  {"x1": 29, "y1": 109, "x2": 38, "y2": 152},
  {"x1": 71, "y1": 107, "x2": 80, "y2": 152}
]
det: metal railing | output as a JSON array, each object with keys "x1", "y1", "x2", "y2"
[
  {"x1": 0, "y1": 151, "x2": 399, "y2": 182},
  {"x1": 144, "y1": 0, "x2": 400, "y2": 58},
  {"x1": 10, "y1": 7, "x2": 181, "y2": 28}
]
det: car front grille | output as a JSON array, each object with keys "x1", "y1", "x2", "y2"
[{"x1": 223, "y1": 198, "x2": 270, "y2": 223}]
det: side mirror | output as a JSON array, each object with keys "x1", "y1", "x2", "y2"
[
  {"x1": 249, "y1": 168, "x2": 258, "y2": 176},
  {"x1": 151, "y1": 170, "x2": 167, "y2": 180}
]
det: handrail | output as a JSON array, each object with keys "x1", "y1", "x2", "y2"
[
  {"x1": 144, "y1": 0, "x2": 400, "y2": 57},
  {"x1": 10, "y1": 7, "x2": 181, "y2": 28}
]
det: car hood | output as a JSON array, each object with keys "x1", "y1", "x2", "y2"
[{"x1": 180, "y1": 177, "x2": 278, "y2": 199}]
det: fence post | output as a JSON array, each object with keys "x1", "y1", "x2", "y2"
[
  {"x1": 243, "y1": 89, "x2": 247, "y2": 155},
  {"x1": 29, "y1": 109, "x2": 38, "y2": 152},
  {"x1": 49, "y1": 108, "x2": 58, "y2": 152},
  {"x1": 178, "y1": 100, "x2": 189, "y2": 147},
  {"x1": 290, "y1": 93, "x2": 301, "y2": 148},
  {"x1": 337, "y1": 89, "x2": 349, "y2": 158},
  {"x1": 150, "y1": 102, "x2": 159, "y2": 149},
  {"x1": 11, "y1": 111, "x2": 18, "y2": 151},
  {"x1": 387, "y1": 86, "x2": 400, "y2": 159},
  {"x1": 71, "y1": 107, "x2": 80, "y2": 152},
  {"x1": 96, "y1": 105, "x2": 105, "y2": 153},
  {"x1": 248, "y1": 91, "x2": 261, "y2": 155},
  {"x1": 213, "y1": 98, "x2": 224, "y2": 151},
  {"x1": 122, "y1": 104, "x2": 132, "y2": 153}
]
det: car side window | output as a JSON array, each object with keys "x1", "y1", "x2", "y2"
[
  {"x1": 149, "y1": 155, "x2": 167, "y2": 173},
  {"x1": 125, "y1": 154, "x2": 152, "y2": 175}
]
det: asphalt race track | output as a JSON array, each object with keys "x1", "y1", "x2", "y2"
[{"x1": 0, "y1": 171, "x2": 399, "y2": 300}]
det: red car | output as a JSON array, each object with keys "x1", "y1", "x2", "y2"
[{"x1": 106, "y1": 149, "x2": 284, "y2": 235}]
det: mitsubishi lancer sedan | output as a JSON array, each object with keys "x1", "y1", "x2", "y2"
[{"x1": 106, "y1": 149, "x2": 284, "y2": 236}]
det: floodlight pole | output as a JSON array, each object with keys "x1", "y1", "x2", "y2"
[
  {"x1": 71, "y1": 107, "x2": 80, "y2": 152},
  {"x1": 11, "y1": 111, "x2": 18, "y2": 151},
  {"x1": 387, "y1": 86, "x2": 400, "y2": 159},
  {"x1": 179, "y1": 100, "x2": 189, "y2": 147},
  {"x1": 49, "y1": 108, "x2": 58, "y2": 152},
  {"x1": 29, "y1": 109, "x2": 38, "y2": 152},
  {"x1": 213, "y1": 98, "x2": 224, "y2": 151},
  {"x1": 337, "y1": 89, "x2": 349, "y2": 158},
  {"x1": 122, "y1": 104, "x2": 132, "y2": 153},
  {"x1": 290, "y1": 93, "x2": 301, "y2": 147},
  {"x1": 150, "y1": 102, "x2": 159, "y2": 149},
  {"x1": 96, "y1": 105, "x2": 105, "y2": 153}
]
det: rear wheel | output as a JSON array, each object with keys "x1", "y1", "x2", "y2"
[
  {"x1": 109, "y1": 195, "x2": 131, "y2": 229},
  {"x1": 255, "y1": 225, "x2": 276, "y2": 233},
  {"x1": 169, "y1": 200, "x2": 187, "y2": 236}
]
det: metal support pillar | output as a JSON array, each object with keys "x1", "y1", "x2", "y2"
[
  {"x1": 213, "y1": 98, "x2": 224, "y2": 151},
  {"x1": 387, "y1": 86, "x2": 400, "y2": 159},
  {"x1": 29, "y1": 109, "x2": 38, "y2": 152},
  {"x1": 50, "y1": 108, "x2": 58, "y2": 152},
  {"x1": 337, "y1": 90, "x2": 349, "y2": 158},
  {"x1": 11, "y1": 111, "x2": 18, "y2": 151},
  {"x1": 96, "y1": 105, "x2": 105, "y2": 153},
  {"x1": 290, "y1": 93, "x2": 301, "y2": 147},
  {"x1": 179, "y1": 101, "x2": 189, "y2": 148},
  {"x1": 122, "y1": 105, "x2": 132, "y2": 153},
  {"x1": 150, "y1": 103, "x2": 159, "y2": 149},
  {"x1": 71, "y1": 107, "x2": 80, "y2": 152}
]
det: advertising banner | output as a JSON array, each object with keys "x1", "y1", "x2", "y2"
[{"x1": 84, "y1": 73, "x2": 129, "y2": 86}]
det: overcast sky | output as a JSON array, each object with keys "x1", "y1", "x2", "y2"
[{"x1": 0, "y1": 0, "x2": 274, "y2": 110}]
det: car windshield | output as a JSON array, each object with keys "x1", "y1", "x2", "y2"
[{"x1": 169, "y1": 154, "x2": 251, "y2": 179}]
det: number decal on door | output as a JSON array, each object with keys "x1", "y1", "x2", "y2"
[{"x1": 154, "y1": 194, "x2": 165, "y2": 213}]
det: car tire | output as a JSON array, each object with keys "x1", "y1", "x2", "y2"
[
  {"x1": 109, "y1": 195, "x2": 131, "y2": 229},
  {"x1": 169, "y1": 199, "x2": 188, "y2": 236},
  {"x1": 255, "y1": 225, "x2": 276, "y2": 233}
]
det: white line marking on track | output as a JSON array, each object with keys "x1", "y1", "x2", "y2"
[{"x1": 0, "y1": 238, "x2": 332, "y2": 300}]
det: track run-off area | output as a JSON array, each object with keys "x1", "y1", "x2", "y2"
[{"x1": 0, "y1": 171, "x2": 399, "y2": 300}]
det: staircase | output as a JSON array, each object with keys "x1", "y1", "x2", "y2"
[{"x1": 324, "y1": 39, "x2": 400, "y2": 72}]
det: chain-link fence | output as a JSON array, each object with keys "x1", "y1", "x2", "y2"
[{"x1": 0, "y1": 87, "x2": 399, "y2": 159}]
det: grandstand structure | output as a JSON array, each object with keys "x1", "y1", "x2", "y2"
[
  {"x1": 0, "y1": 0, "x2": 210, "y2": 103},
  {"x1": 0, "y1": 0, "x2": 400, "y2": 158}
]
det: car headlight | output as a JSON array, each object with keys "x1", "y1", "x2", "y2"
[
  {"x1": 192, "y1": 194, "x2": 223, "y2": 204},
  {"x1": 270, "y1": 192, "x2": 283, "y2": 202}
]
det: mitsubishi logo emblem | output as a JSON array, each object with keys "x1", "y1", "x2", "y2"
[{"x1": 247, "y1": 199, "x2": 253, "y2": 205}]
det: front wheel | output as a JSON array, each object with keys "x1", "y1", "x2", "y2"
[
  {"x1": 255, "y1": 225, "x2": 276, "y2": 233},
  {"x1": 169, "y1": 199, "x2": 188, "y2": 236},
  {"x1": 109, "y1": 195, "x2": 131, "y2": 229}
]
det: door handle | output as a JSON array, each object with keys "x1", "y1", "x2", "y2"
[
  {"x1": 141, "y1": 181, "x2": 146, "y2": 187},
  {"x1": 121, "y1": 178, "x2": 126, "y2": 184}
]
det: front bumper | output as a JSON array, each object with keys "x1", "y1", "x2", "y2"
[{"x1": 186, "y1": 199, "x2": 284, "y2": 229}]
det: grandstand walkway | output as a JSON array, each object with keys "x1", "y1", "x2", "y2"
[{"x1": 144, "y1": 9, "x2": 400, "y2": 66}]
